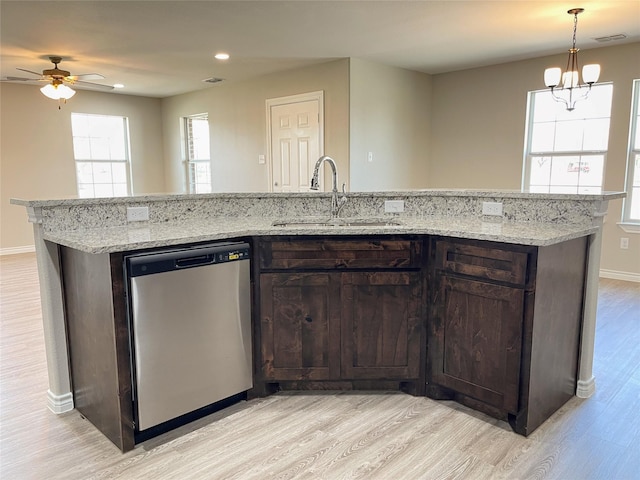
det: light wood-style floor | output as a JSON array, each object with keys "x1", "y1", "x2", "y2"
[{"x1": 1, "y1": 253, "x2": 639, "y2": 480}]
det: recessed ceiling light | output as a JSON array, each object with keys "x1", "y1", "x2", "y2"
[
  {"x1": 113, "y1": 84, "x2": 124, "y2": 89},
  {"x1": 214, "y1": 53, "x2": 230, "y2": 60}
]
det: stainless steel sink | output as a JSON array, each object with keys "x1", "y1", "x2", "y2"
[{"x1": 272, "y1": 218, "x2": 402, "y2": 228}]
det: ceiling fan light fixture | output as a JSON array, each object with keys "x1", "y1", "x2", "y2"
[{"x1": 40, "y1": 82, "x2": 76, "y2": 100}]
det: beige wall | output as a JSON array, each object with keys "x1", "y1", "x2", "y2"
[
  {"x1": 349, "y1": 58, "x2": 431, "y2": 191},
  {"x1": 2, "y1": 45, "x2": 638, "y2": 277},
  {"x1": 429, "y1": 42, "x2": 640, "y2": 276},
  {"x1": 161, "y1": 59, "x2": 350, "y2": 193},
  {"x1": 1, "y1": 83, "x2": 165, "y2": 251}
]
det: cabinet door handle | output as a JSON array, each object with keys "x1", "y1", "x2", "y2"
[{"x1": 304, "y1": 315, "x2": 313, "y2": 323}]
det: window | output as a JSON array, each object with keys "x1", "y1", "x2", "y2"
[
  {"x1": 71, "y1": 113, "x2": 131, "y2": 198},
  {"x1": 623, "y1": 80, "x2": 640, "y2": 224},
  {"x1": 523, "y1": 84, "x2": 613, "y2": 194},
  {"x1": 184, "y1": 114, "x2": 211, "y2": 193}
]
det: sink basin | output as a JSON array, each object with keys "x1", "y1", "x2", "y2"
[
  {"x1": 272, "y1": 218, "x2": 402, "y2": 228},
  {"x1": 340, "y1": 219, "x2": 402, "y2": 227}
]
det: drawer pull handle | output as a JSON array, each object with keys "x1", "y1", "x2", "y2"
[{"x1": 304, "y1": 315, "x2": 313, "y2": 323}]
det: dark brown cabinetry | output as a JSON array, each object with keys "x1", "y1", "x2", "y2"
[
  {"x1": 431, "y1": 275, "x2": 524, "y2": 412},
  {"x1": 60, "y1": 247, "x2": 133, "y2": 452},
  {"x1": 341, "y1": 271, "x2": 422, "y2": 380},
  {"x1": 260, "y1": 272, "x2": 341, "y2": 380},
  {"x1": 256, "y1": 237, "x2": 424, "y2": 391},
  {"x1": 58, "y1": 232, "x2": 590, "y2": 452},
  {"x1": 427, "y1": 236, "x2": 588, "y2": 435}
]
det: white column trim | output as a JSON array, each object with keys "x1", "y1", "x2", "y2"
[
  {"x1": 29, "y1": 208, "x2": 74, "y2": 414},
  {"x1": 47, "y1": 390, "x2": 74, "y2": 414},
  {"x1": 577, "y1": 199, "x2": 609, "y2": 398},
  {"x1": 576, "y1": 377, "x2": 596, "y2": 398}
]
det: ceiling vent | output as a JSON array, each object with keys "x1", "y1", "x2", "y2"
[
  {"x1": 593, "y1": 34, "x2": 627, "y2": 43},
  {"x1": 202, "y1": 77, "x2": 224, "y2": 84}
]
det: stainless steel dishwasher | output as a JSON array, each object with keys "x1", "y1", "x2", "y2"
[{"x1": 124, "y1": 241, "x2": 252, "y2": 435}]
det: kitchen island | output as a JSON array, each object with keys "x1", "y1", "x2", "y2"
[{"x1": 11, "y1": 190, "x2": 624, "y2": 451}]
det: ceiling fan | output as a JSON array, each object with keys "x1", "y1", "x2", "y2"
[{"x1": 3, "y1": 56, "x2": 114, "y2": 102}]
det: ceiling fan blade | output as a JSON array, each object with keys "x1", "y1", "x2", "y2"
[
  {"x1": 70, "y1": 73, "x2": 105, "y2": 81},
  {"x1": 3, "y1": 76, "x2": 38, "y2": 81},
  {"x1": 73, "y1": 79, "x2": 115, "y2": 90},
  {"x1": 16, "y1": 67, "x2": 44, "y2": 77}
]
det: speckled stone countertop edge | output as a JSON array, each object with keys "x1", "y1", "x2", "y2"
[
  {"x1": 10, "y1": 189, "x2": 626, "y2": 207},
  {"x1": 42, "y1": 217, "x2": 600, "y2": 254}
]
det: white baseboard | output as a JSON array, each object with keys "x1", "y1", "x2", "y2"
[
  {"x1": 47, "y1": 390, "x2": 74, "y2": 414},
  {"x1": 0, "y1": 245, "x2": 35, "y2": 256},
  {"x1": 599, "y1": 269, "x2": 640, "y2": 283}
]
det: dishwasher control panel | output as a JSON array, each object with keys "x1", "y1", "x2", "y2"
[
  {"x1": 218, "y1": 248, "x2": 250, "y2": 263},
  {"x1": 127, "y1": 242, "x2": 250, "y2": 277}
]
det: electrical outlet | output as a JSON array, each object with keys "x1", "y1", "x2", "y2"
[
  {"x1": 384, "y1": 200, "x2": 404, "y2": 213},
  {"x1": 127, "y1": 206, "x2": 149, "y2": 222},
  {"x1": 620, "y1": 237, "x2": 629, "y2": 249},
  {"x1": 482, "y1": 201, "x2": 503, "y2": 216}
]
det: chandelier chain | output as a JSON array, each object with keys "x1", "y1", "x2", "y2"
[{"x1": 572, "y1": 12, "x2": 579, "y2": 51}]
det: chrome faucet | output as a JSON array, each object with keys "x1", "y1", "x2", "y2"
[{"x1": 310, "y1": 155, "x2": 347, "y2": 218}]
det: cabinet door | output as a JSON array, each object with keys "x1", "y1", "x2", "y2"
[
  {"x1": 430, "y1": 275, "x2": 524, "y2": 413},
  {"x1": 341, "y1": 272, "x2": 422, "y2": 380},
  {"x1": 260, "y1": 273, "x2": 341, "y2": 380}
]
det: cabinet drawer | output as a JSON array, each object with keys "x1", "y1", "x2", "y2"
[
  {"x1": 434, "y1": 240, "x2": 529, "y2": 286},
  {"x1": 260, "y1": 238, "x2": 421, "y2": 270}
]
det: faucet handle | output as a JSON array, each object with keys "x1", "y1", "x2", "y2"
[{"x1": 341, "y1": 183, "x2": 346, "y2": 194}]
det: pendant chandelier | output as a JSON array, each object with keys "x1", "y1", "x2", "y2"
[{"x1": 544, "y1": 8, "x2": 600, "y2": 111}]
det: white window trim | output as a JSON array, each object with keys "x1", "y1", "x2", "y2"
[
  {"x1": 621, "y1": 79, "x2": 640, "y2": 227},
  {"x1": 617, "y1": 222, "x2": 640, "y2": 234},
  {"x1": 71, "y1": 113, "x2": 132, "y2": 198},
  {"x1": 182, "y1": 113, "x2": 211, "y2": 194},
  {"x1": 522, "y1": 84, "x2": 613, "y2": 194}
]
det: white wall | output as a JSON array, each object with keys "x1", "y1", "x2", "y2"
[
  {"x1": 0, "y1": 83, "x2": 164, "y2": 251},
  {"x1": 429, "y1": 42, "x2": 640, "y2": 276},
  {"x1": 349, "y1": 58, "x2": 432, "y2": 191},
  {"x1": 161, "y1": 59, "x2": 350, "y2": 194}
]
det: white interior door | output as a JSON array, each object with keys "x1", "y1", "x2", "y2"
[{"x1": 268, "y1": 92, "x2": 323, "y2": 192}]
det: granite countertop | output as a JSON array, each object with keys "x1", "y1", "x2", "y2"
[
  {"x1": 11, "y1": 189, "x2": 626, "y2": 207},
  {"x1": 42, "y1": 215, "x2": 600, "y2": 254}
]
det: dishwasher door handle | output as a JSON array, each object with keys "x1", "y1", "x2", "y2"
[{"x1": 175, "y1": 254, "x2": 215, "y2": 268}]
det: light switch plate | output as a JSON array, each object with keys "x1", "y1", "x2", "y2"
[
  {"x1": 384, "y1": 200, "x2": 405, "y2": 213},
  {"x1": 127, "y1": 206, "x2": 149, "y2": 222}
]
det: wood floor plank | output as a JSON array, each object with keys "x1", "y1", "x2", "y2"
[{"x1": 1, "y1": 253, "x2": 639, "y2": 480}]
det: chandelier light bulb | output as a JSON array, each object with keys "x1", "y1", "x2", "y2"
[
  {"x1": 582, "y1": 64, "x2": 601, "y2": 84},
  {"x1": 544, "y1": 68, "x2": 561, "y2": 88}
]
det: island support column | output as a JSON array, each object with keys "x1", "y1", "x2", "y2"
[
  {"x1": 27, "y1": 207, "x2": 74, "y2": 413},
  {"x1": 576, "y1": 201, "x2": 608, "y2": 398}
]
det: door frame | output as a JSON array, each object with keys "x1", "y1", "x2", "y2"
[{"x1": 266, "y1": 90, "x2": 324, "y2": 192}]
